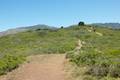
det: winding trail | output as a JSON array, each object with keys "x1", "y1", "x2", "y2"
[
  {"x1": 95, "y1": 32, "x2": 103, "y2": 36},
  {"x1": 87, "y1": 28, "x2": 103, "y2": 36},
  {"x1": 0, "y1": 54, "x2": 67, "y2": 80}
]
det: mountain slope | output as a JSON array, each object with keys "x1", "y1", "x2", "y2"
[
  {"x1": 20, "y1": 24, "x2": 56, "y2": 30},
  {"x1": 0, "y1": 24, "x2": 56, "y2": 37},
  {"x1": 0, "y1": 25, "x2": 120, "y2": 80},
  {"x1": 92, "y1": 23, "x2": 120, "y2": 29},
  {"x1": 0, "y1": 28, "x2": 26, "y2": 37},
  {"x1": 0, "y1": 25, "x2": 120, "y2": 56}
]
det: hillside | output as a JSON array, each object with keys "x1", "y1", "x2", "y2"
[
  {"x1": 92, "y1": 23, "x2": 120, "y2": 29},
  {"x1": 19, "y1": 24, "x2": 56, "y2": 30},
  {"x1": 0, "y1": 24, "x2": 120, "y2": 80},
  {"x1": 0, "y1": 24, "x2": 56, "y2": 37}
]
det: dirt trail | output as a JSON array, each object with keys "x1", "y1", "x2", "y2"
[
  {"x1": 95, "y1": 32, "x2": 103, "y2": 36},
  {"x1": 87, "y1": 28, "x2": 103, "y2": 36},
  {"x1": 75, "y1": 39, "x2": 83, "y2": 51},
  {"x1": 0, "y1": 54, "x2": 67, "y2": 80}
]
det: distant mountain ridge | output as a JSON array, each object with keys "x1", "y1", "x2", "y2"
[
  {"x1": 0, "y1": 28, "x2": 26, "y2": 37},
  {"x1": 18, "y1": 24, "x2": 56, "y2": 30},
  {"x1": 92, "y1": 23, "x2": 120, "y2": 29},
  {"x1": 0, "y1": 24, "x2": 56, "y2": 37},
  {"x1": 1, "y1": 23, "x2": 120, "y2": 37}
]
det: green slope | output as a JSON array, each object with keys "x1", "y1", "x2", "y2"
[
  {"x1": 0, "y1": 25, "x2": 120, "y2": 79},
  {"x1": 0, "y1": 24, "x2": 56, "y2": 37}
]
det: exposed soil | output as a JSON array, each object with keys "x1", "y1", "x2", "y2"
[{"x1": 0, "y1": 54, "x2": 68, "y2": 80}]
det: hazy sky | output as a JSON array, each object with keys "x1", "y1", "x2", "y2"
[{"x1": 0, "y1": 0, "x2": 120, "y2": 31}]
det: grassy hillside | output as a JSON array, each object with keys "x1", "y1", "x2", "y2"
[
  {"x1": 0, "y1": 28, "x2": 76, "y2": 56},
  {"x1": 0, "y1": 24, "x2": 56, "y2": 37},
  {"x1": 67, "y1": 26, "x2": 120, "y2": 80},
  {"x1": 0, "y1": 25, "x2": 120, "y2": 79}
]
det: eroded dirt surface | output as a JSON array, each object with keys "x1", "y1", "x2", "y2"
[{"x1": 0, "y1": 54, "x2": 67, "y2": 80}]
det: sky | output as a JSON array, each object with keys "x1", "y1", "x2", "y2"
[{"x1": 0, "y1": 0, "x2": 120, "y2": 31}]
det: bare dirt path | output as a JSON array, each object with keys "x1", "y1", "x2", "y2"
[
  {"x1": 0, "y1": 54, "x2": 67, "y2": 80},
  {"x1": 87, "y1": 27, "x2": 103, "y2": 36}
]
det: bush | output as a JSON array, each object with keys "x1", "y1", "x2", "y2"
[
  {"x1": 78, "y1": 21, "x2": 85, "y2": 26},
  {"x1": 61, "y1": 26, "x2": 64, "y2": 29},
  {"x1": 69, "y1": 50, "x2": 100, "y2": 65},
  {"x1": 109, "y1": 64, "x2": 120, "y2": 78},
  {"x1": 68, "y1": 49, "x2": 120, "y2": 78},
  {"x1": 0, "y1": 54, "x2": 25, "y2": 75},
  {"x1": 87, "y1": 65, "x2": 109, "y2": 77}
]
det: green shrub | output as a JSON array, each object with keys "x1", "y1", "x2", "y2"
[
  {"x1": 87, "y1": 65, "x2": 109, "y2": 77},
  {"x1": 68, "y1": 49, "x2": 120, "y2": 78},
  {"x1": 109, "y1": 64, "x2": 120, "y2": 78},
  {"x1": 78, "y1": 21, "x2": 85, "y2": 26},
  {"x1": 0, "y1": 54, "x2": 25, "y2": 75}
]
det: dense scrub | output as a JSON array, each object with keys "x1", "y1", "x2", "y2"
[
  {"x1": 0, "y1": 29, "x2": 77, "y2": 56},
  {"x1": 0, "y1": 54, "x2": 25, "y2": 75},
  {"x1": 68, "y1": 50, "x2": 120, "y2": 78},
  {"x1": 66, "y1": 25, "x2": 120, "y2": 79}
]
